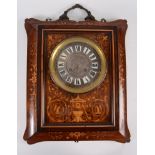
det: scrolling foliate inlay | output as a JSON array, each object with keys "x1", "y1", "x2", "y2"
[
  {"x1": 26, "y1": 20, "x2": 38, "y2": 105},
  {"x1": 47, "y1": 131, "x2": 125, "y2": 142}
]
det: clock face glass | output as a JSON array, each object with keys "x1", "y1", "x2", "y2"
[{"x1": 49, "y1": 37, "x2": 107, "y2": 93}]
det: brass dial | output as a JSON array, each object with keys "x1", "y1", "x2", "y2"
[{"x1": 49, "y1": 37, "x2": 107, "y2": 93}]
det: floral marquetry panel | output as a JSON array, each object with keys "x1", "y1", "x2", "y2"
[
  {"x1": 23, "y1": 12, "x2": 130, "y2": 143},
  {"x1": 44, "y1": 32, "x2": 111, "y2": 124}
]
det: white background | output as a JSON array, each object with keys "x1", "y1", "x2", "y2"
[{"x1": 17, "y1": 0, "x2": 137, "y2": 155}]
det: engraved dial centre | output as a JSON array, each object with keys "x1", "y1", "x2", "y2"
[{"x1": 66, "y1": 53, "x2": 91, "y2": 78}]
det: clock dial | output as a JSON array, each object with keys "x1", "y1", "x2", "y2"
[
  {"x1": 49, "y1": 37, "x2": 107, "y2": 93},
  {"x1": 57, "y1": 42, "x2": 101, "y2": 87}
]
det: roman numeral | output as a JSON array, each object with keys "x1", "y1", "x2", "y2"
[
  {"x1": 66, "y1": 76, "x2": 73, "y2": 84},
  {"x1": 57, "y1": 61, "x2": 65, "y2": 68},
  {"x1": 83, "y1": 47, "x2": 91, "y2": 55},
  {"x1": 59, "y1": 70, "x2": 67, "y2": 77},
  {"x1": 91, "y1": 62, "x2": 98, "y2": 69},
  {"x1": 74, "y1": 45, "x2": 82, "y2": 52},
  {"x1": 89, "y1": 70, "x2": 97, "y2": 78},
  {"x1": 59, "y1": 52, "x2": 67, "y2": 60},
  {"x1": 69, "y1": 46, "x2": 74, "y2": 53},
  {"x1": 82, "y1": 76, "x2": 90, "y2": 84},
  {"x1": 74, "y1": 78, "x2": 81, "y2": 85},
  {"x1": 89, "y1": 53, "x2": 97, "y2": 61},
  {"x1": 65, "y1": 46, "x2": 73, "y2": 54}
]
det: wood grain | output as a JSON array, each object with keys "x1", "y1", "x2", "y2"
[{"x1": 23, "y1": 18, "x2": 130, "y2": 144}]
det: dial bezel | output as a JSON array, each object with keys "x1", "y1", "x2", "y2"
[{"x1": 49, "y1": 37, "x2": 107, "y2": 93}]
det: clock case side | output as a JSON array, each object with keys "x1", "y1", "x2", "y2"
[
  {"x1": 117, "y1": 20, "x2": 130, "y2": 142},
  {"x1": 23, "y1": 18, "x2": 130, "y2": 144},
  {"x1": 23, "y1": 19, "x2": 39, "y2": 141}
]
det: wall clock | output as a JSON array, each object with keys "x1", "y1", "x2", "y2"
[{"x1": 23, "y1": 4, "x2": 130, "y2": 144}]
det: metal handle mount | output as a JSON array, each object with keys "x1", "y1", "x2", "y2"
[{"x1": 59, "y1": 4, "x2": 96, "y2": 21}]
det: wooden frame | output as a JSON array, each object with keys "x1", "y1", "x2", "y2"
[{"x1": 23, "y1": 17, "x2": 130, "y2": 144}]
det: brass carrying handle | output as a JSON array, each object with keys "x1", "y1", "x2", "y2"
[{"x1": 59, "y1": 4, "x2": 96, "y2": 21}]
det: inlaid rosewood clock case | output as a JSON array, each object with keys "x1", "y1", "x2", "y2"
[{"x1": 23, "y1": 4, "x2": 130, "y2": 144}]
